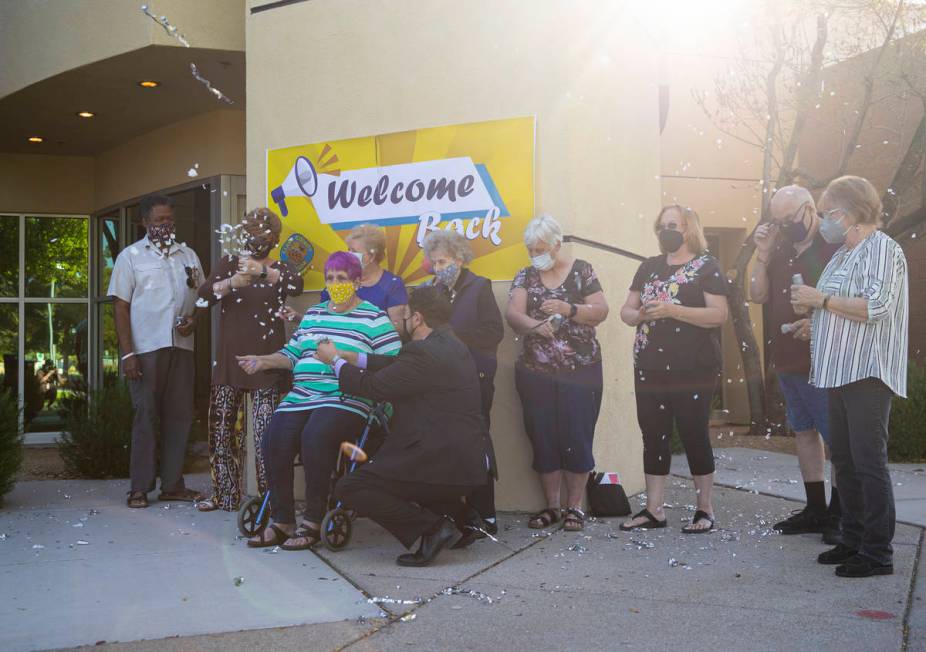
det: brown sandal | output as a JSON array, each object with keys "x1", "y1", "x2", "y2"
[
  {"x1": 158, "y1": 488, "x2": 204, "y2": 502},
  {"x1": 528, "y1": 508, "x2": 561, "y2": 529},
  {"x1": 247, "y1": 523, "x2": 291, "y2": 548},
  {"x1": 563, "y1": 508, "x2": 586, "y2": 532},
  {"x1": 196, "y1": 498, "x2": 219, "y2": 512},
  {"x1": 127, "y1": 491, "x2": 148, "y2": 509}
]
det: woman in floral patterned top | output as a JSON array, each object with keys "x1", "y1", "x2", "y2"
[
  {"x1": 619, "y1": 205, "x2": 729, "y2": 534},
  {"x1": 506, "y1": 215, "x2": 610, "y2": 532}
]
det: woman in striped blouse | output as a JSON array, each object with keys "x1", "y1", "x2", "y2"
[
  {"x1": 237, "y1": 252, "x2": 401, "y2": 550},
  {"x1": 791, "y1": 175, "x2": 908, "y2": 579}
]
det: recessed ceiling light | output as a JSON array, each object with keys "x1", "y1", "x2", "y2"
[
  {"x1": 76, "y1": 111, "x2": 95, "y2": 118},
  {"x1": 28, "y1": 136, "x2": 44, "y2": 143},
  {"x1": 138, "y1": 80, "x2": 160, "y2": 88}
]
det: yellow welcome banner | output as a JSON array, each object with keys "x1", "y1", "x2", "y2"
[{"x1": 266, "y1": 117, "x2": 535, "y2": 290}]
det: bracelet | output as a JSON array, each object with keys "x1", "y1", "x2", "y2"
[
  {"x1": 330, "y1": 354, "x2": 343, "y2": 367},
  {"x1": 121, "y1": 352, "x2": 135, "y2": 361},
  {"x1": 822, "y1": 295, "x2": 831, "y2": 311},
  {"x1": 569, "y1": 303, "x2": 578, "y2": 318}
]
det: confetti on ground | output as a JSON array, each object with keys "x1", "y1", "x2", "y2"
[{"x1": 233, "y1": 576, "x2": 245, "y2": 587}]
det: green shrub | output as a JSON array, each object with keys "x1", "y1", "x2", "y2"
[
  {"x1": 888, "y1": 358, "x2": 926, "y2": 462},
  {"x1": 0, "y1": 389, "x2": 24, "y2": 506},
  {"x1": 59, "y1": 382, "x2": 134, "y2": 478}
]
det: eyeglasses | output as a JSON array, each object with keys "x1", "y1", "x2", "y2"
[
  {"x1": 184, "y1": 266, "x2": 196, "y2": 289},
  {"x1": 657, "y1": 222, "x2": 679, "y2": 232},
  {"x1": 817, "y1": 208, "x2": 844, "y2": 221}
]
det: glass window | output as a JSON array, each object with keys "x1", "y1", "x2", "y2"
[
  {"x1": 0, "y1": 303, "x2": 18, "y2": 398},
  {"x1": 98, "y1": 214, "x2": 120, "y2": 296},
  {"x1": 24, "y1": 302, "x2": 88, "y2": 432},
  {"x1": 100, "y1": 302, "x2": 119, "y2": 386},
  {"x1": 0, "y1": 216, "x2": 18, "y2": 297},
  {"x1": 25, "y1": 216, "x2": 89, "y2": 298}
]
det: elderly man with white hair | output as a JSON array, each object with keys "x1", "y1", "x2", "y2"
[
  {"x1": 749, "y1": 184, "x2": 841, "y2": 543},
  {"x1": 505, "y1": 214, "x2": 610, "y2": 533}
]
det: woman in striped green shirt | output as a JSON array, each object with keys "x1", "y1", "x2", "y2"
[{"x1": 237, "y1": 252, "x2": 401, "y2": 550}]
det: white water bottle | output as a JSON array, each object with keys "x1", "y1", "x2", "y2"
[{"x1": 791, "y1": 273, "x2": 807, "y2": 315}]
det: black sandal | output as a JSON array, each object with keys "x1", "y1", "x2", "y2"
[
  {"x1": 682, "y1": 510, "x2": 715, "y2": 534},
  {"x1": 528, "y1": 508, "x2": 561, "y2": 529},
  {"x1": 619, "y1": 508, "x2": 667, "y2": 531},
  {"x1": 563, "y1": 508, "x2": 586, "y2": 532},
  {"x1": 280, "y1": 523, "x2": 320, "y2": 551},
  {"x1": 247, "y1": 523, "x2": 291, "y2": 548}
]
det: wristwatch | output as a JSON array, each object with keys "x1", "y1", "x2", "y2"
[
  {"x1": 568, "y1": 303, "x2": 578, "y2": 318},
  {"x1": 822, "y1": 294, "x2": 831, "y2": 311},
  {"x1": 260, "y1": 264, "x2": 268, "y2": 280}
]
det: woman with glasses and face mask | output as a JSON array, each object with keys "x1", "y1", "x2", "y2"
[
  {"x1": 791, "y1": 175, "x2": 909, "y2": 578},
  {"x1": 195, "y1": 207, "x2": 304, "y2": 512},
  {"x1": 619, "y1": 205, "x2": 729, "y2": 534},
  {"x1": 320, "y1": 223, "x2": 408, "y2": 330},
  {"x1": 236, "y1": 252, "x2": 401, "y2": 550},
  {"x1": 505, "y1": 215, "x2": 610, "y2": 532}
]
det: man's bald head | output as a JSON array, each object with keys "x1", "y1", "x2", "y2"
[{"x1": 770, "y1": 185, "x2": 815, "y2": 222}]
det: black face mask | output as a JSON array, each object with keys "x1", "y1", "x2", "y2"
[
  {"x1": 658, "y1": 229, "x2": 684, "y2": 253},
  {"x1": 399, "y1": 315, "x2": 415, "y2": 344},
  {"x1": 784, "y1": 211, "x2": 810, "y2": 243},
  {"x1": 246, "y1": 237, "x2": 273, "y2": 259}
]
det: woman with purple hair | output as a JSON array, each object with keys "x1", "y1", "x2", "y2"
[{"x1": 236, "y1": 251, "x2": 401, "y2": 550}]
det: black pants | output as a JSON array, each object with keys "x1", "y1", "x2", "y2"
[
  {"x1": 335, "y1": 468, "x2": 471, "y2": 549},
  {"x1": 828, "y1": 377, "x2": 895, "y2": 565},
  {"x1": 262, "y1": 407, "x2": 364, "y2": 524},
  {"x1": 634, "y1": 367, "x2": 717, "y2": 476},
  {"x1": 467, "y1": 372, "x2": 496, "y2": 520}
]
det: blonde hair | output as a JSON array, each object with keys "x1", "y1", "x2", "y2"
[
  {"x1": 653, "y1": 204, "x2": 708, "y2": 255},
  {"x1": 821, "y1": 175, "x2": 883, "y2": 227},
  {"x1": 423, "y1": 229, "x2": 474, "y2": 264},
  {"x1": 523, "y1": 214, "x2": 563, "y2": 247},
  {"x1": 346, "y1": 224, "x2": 387, "y2": 263}
]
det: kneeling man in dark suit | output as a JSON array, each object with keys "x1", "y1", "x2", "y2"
[{"x1": 315, "y1": 285, "x2": 493, "y2": 567}]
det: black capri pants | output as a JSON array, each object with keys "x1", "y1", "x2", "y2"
[
  {"x1": 634, "y1": 367, "x2": 717, "y2": 476},
  {"x1": 515, "y1": 361, "x2": 603, "y2": 474}
]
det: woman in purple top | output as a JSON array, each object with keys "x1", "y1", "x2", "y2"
[{"x1": 320, "y1": 224, "x2": 407, "y2": 327}]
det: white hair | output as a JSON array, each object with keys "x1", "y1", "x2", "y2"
[
  {"x1": 523, "y1": 214, "x2": 563, "y2": 247},
  {"x1": 423, "y1": 229, "x2": 474, "y2": 264}
]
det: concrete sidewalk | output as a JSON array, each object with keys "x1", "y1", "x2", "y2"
[
  {"x1": 1, "y1": 452, "x2": 924, "y2": 652},
  {"x1": 672, "y1": 447, "x2": 926, "y2": 527}
]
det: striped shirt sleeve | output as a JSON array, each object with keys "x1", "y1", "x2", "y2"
[{"x1": 862, "y1": 242, "x2": 906, "y2": 322}]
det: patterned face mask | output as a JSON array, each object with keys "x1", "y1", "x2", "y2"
[
  {"x1": 326, "y1": 281, "x2": 356, "y2": 304},
  {"x1": 147, "y1": 222, "x2": 175, "y2": 245},
  {"x1": 434, "y1": 263, "x2": 460, "y2": 288}
]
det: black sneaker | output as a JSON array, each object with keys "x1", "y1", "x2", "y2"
[
  {"x1": 817, "y1": 544, "x2": 859, "y2": 565},
  {"x1": 835, "y1": 555, "x2": 893, "y2": 578},
  {"x1": 773, "y1": 508, "x2": 828, "y2": 535},
  {"x1": 821, "y1": 514, "x2": 842, "y2": 545}
]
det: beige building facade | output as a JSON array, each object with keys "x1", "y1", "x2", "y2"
[{"x1": 5, "y1": 0, "x2": 777, "y2": 509}]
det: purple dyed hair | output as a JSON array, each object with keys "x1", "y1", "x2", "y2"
[{"x1": 324, "y1": 251, "x2": 362, "y2": 281}]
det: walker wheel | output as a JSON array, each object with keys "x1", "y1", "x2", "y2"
[
  {"x1": 321, "y1": 508, "x2": 352, "y2": 551},
  {"x1": 238, "y1": 495, "x2": 269, "y2": 537}
]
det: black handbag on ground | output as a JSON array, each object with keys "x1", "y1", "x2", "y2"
[{"x1": 586, "y1": 471, "x2": 632, "y2": 517}]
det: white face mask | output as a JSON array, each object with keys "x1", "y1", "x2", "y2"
[
  {"x1": 531, "y1": 252, "x2": 555, "y2": 271},
  {"x1": 350, "y1": 251, "x2": 365, "y2": 266}
]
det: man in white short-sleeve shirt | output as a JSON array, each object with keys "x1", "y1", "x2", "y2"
[{"x1": 108, "y1": 194, "x2": 204, "y2": 509}]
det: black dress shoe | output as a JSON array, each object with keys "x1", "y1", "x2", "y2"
[
  {"x1": 835, "y1": 555, "x2": 893, "y2": 578},
  {"x1": 451, "y1": 508, "x2": 489, "y2": 550},
  {"x1": 774, "y1": 508, "x2": 828, "y2": 535},
  {"x1": 817, "y1": 543, "x2": 859, "y2": 565},
  {"x1": 397, "y1": 519, "x2": 460, "y2": 567}
]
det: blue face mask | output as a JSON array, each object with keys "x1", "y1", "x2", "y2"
[
  {"x1": 434, "y1": 263, "x2": 460, "y2": 288},
  {"x1": 819, "y1": 211, "x2": 848, "y2": 244}
]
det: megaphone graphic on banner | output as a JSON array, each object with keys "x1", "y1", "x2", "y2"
[{"x1": 270, "y1": 156, "x2": 318, "y2": 217}]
